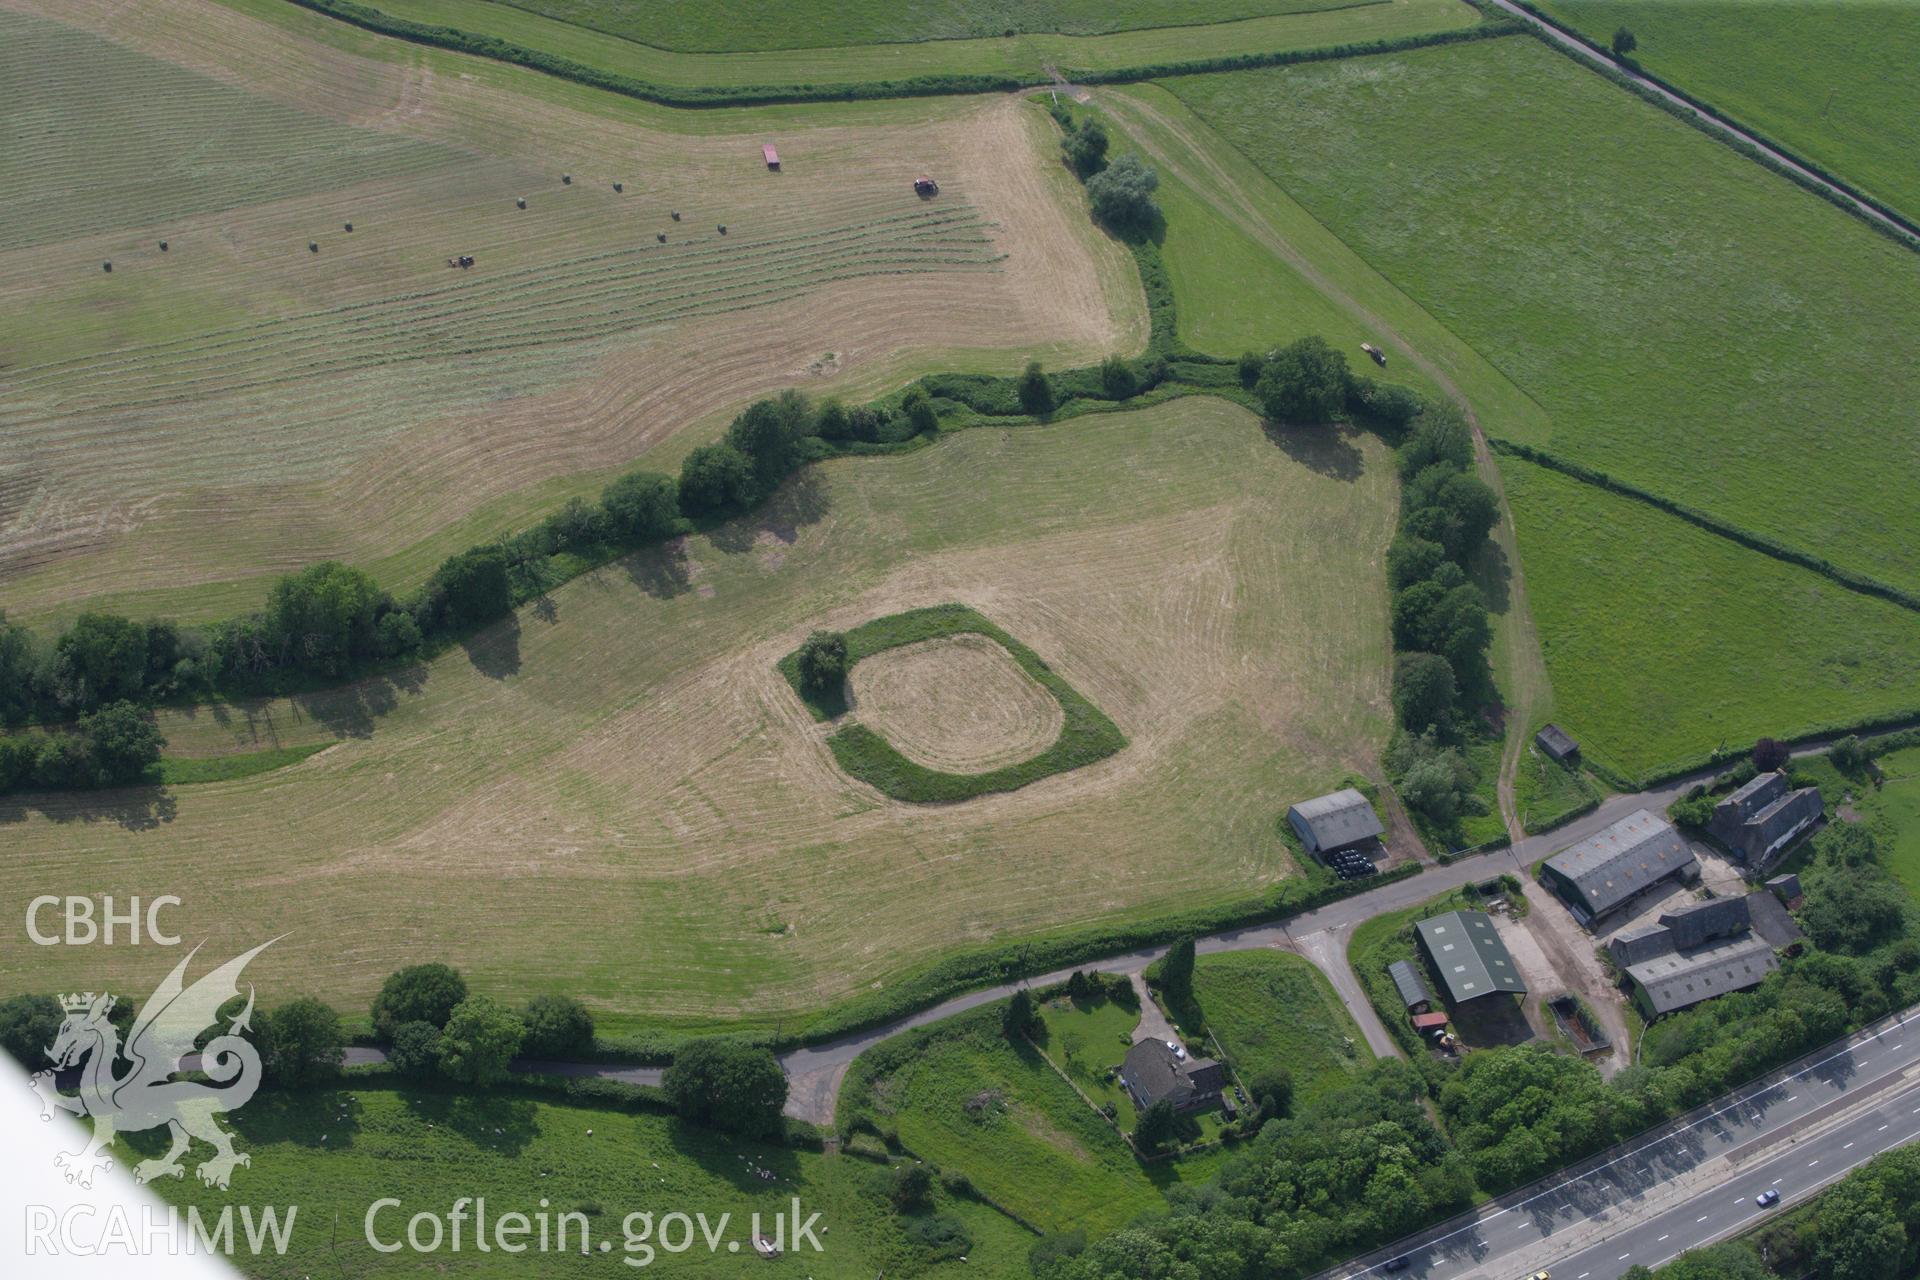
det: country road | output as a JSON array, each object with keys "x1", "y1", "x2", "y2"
[
  {"x1": 1486, "y1": 0, "x2": 1919, "y2": 250},
  {"x1": 1322, "y1": 1006, "x2": 1920, "y2": 1280}
]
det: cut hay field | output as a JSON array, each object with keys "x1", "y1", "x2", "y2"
[
  {"x1": 1163, "y1": 36, "x2": 1920, "y2": 598},
  {"x1": 364, "y1": 0, "x2": 1482, "y2": 88},
  {"x1": 1162, "y1": 36, "x2": 1920, "y2": 765},
  {"x1": 1534, "y1": 0, "x2": 1920, "y2": 224},
  {"x1": 0, "y1": 398, "x2": 1399, "y2": 1035},
  {"x1": 0, "y1": 0, "x2": 1137, "y2": 627},
  {"x1": 491, "y1": 0, "x2": 1368, "y2": 51},
  {"x1": 130, "y1": 1085, "x2": 1031, "y2": 1278},
  {"x1": 1498, "y1": 459, "x2": 1920, "y2": 783}
]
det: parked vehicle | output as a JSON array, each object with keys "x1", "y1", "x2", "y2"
[{"x1": 1756, "y1": 1188, "x2": 1781, "y2": 1207}]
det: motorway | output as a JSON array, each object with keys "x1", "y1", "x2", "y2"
[{"x1": 1328, "y1": 1009, "x2": 1920, "y2": 1280}]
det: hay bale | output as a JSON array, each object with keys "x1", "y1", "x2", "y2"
[
  {"x1": 516, "y1": 197, "x2": 527, "y2": 209},
  {"x1": 102, "y1": 260, "x2": 112, "y2": 272},
  {"x1": 717, "y1": 224, "x2": 727, "y2": 234},
  {"x1": 562, "y1": 174, "x2": 572, "y2": 184},
  {"x1": 309, "y1": 241, "x2": 319, "y2": 252},
  {"x1": 656, "y1": 233, "x2": 666, "y2": 243},
  {"x1": 344, "y1": 221, "x2": 354, "y2": 232},
  {"x1": 670, "y1": 210, "x2": 680, "y2": 221},
  {"x1": 612, "y1": 181, "x2": 623, "y2": 193},
  {"x1": 158, "y1": 240, "x2": 168, "y2": 252}
]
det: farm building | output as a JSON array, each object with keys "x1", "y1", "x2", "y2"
[
  {"x1": 1766, "y1": 872, "x2": 1803, "y2": 909},
  {"x1": 1607, "y1": 922, "x2": 1675, "y2": 968},
  {"x1": 1119, "y1": 1038, "x2": 1224, "y2": 1115},
  {"x1": 1708, "y1": 771, "x2": 1823, "y2": 866},
  {"x1": 1541, "y1": 808, "x2": 1698, "y2": 927},
  {"x1": 762, "y1": 143, "x2": 780, "y2": 169},
  {"x1": 1286, "y1": 788, "x2": 1384, "y2": 860},
  {"x1": 1745, "y1": 889, "x2": 1805, "y2": 950},
  {"x1": 1625, "y1": 934, "x2": 1779, "y2": 1017},
  {"x1": 1415, "y1": 910, "x2": 1527, "y2": 1004},
  {"x1": 1535, "y1": 723, "x2": 1580, "y2": 764},
  {"x1": 1389, "y1": 960, "x2": 1432, "y2": 1011}
]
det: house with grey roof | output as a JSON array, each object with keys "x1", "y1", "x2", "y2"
[
  {"x1": 1709, "y1": 772, "x2": 1822, "y2": 867},
  {"x1": 1625, "y1": 934, "x2": 1779, "y2": 1017},
  {"x1": 1415, "y1": 910, "x2": 1527, "y2": 1004},
  {"x1": 1119, "y1": 1038, "x2": 1225, "y2": 1115},
  {"x1": 1540, "y1": 809, "x2": 1698, "y2": 927},
  {"x1": 1388, "y1": 960, "x2": 1432, "y2": 1011},
  {"x1": 1535, "y1": 723, "x2": 1580, "y2": 764},
  {"x1": 1287, "y1": 788, "x2": 1384, "y2": 861}
]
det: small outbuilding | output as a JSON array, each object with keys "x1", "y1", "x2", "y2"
[
  {"x1": 1415, "y1": 910, "x2": 1528, "y2": 1004},
  {"x1": 1286, "y1": 788, "x2": 1384, "y2": 861},
  {"x1": 1535, "y1": 723, "x2": 1580, "y2": 764},
  {"x1": 1766, "y1": 872, "x2": 1803, "y2": 909},
  {"x1": 762, "y1": 143, "x2": 780, "y2": 170},
  {"x1": 1388, "y1": 960, "x2": 1431, "y2": 1012}
]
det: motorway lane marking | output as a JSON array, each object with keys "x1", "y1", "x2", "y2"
[
  {"x1": 1697, "y1": 1216, "x2": 1708, "y2": 1223},
  {"x1": 1810, "y1": 1160, "x2": 1821, "y2": 1166},
  {"x1": 1619, "y1": 1254, "x2": 1630, "y2": 1261},
  {"x1": 1845, "y1": 1142, "x2": 1855, "y2": 1149},
  {"x1": 1786, "y1": 1095, "x2": 1797, "y2": 1102},
  {"x1": 1773, "y1": 1178, "x2": 1782, "y2": 1185},
  {"x1": 1882, "y1": 1124, "x2": 1892, "y2": 1131},
  {"x1": 1658, "y1": 1235, "x2": 1669, "y2": 1242}
]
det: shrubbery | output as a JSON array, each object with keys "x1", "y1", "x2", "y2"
[
  {"x1": 1252, "y1": 335, "x2": 1353, "y2": 425},
  {"x1": 1084, "y1": 154, "x2": 1160, "y2": 230},
  {"x1": 662, "y1": 1039, "x2": 788, "y2": 1139}
]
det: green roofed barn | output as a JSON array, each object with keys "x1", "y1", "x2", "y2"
[{"x1": 1415, "y1": 910, "x2": 1527, "y2": 1004}]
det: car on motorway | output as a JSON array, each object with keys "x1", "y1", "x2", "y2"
[
  {"x1": 1382, "y1": 1258, "x2": 1410, "y2": 1273},
  {"x1": 1756, "y1": 1188, "x2": 1781, "y2": 1208},
  {"x1": 1526, "y1": 1272, "x2": 1551, "y2": 1280}
]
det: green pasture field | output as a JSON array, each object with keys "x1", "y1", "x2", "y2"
[
  {"x1": 131, "y1": 1085, "x2": 1029, "y2": 1277},
  {"x1": 1162, "y1": 36, "x2": 1920, "y2": 603},
  {"x1": 362, "y1": 0, "x2": 1481, "y2": 88},
  {"x1": 1534, "y1": 0, "x2": 1920, "y2": 224},
  {"x1": 1187, "y1": 949, "x2": 1369, "y2": 1104},
  {"x1": 493, "y1": 0, "x2": 1364, "y2": 51},
  {"x1": 778, "y1": 604, "x2": 1127, "y2": 802},
  {"x1": 0, "y1": 398, "x2": 1399, "y2": 1037},
  {"x1": 1497, "y1": 459, "x2": 1920, "y2": 783},
  {"x1": 1860, "y1": 746, "x2": 1920, "y2": 905},
  {"x1": 841, "y1": 1005, "x2": 1220, "y2": 1235}
]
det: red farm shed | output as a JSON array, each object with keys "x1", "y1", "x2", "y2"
[{"x1": 762, "y1": 144, "x2": 780, "y2": 170}]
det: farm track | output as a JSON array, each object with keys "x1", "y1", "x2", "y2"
[{"x1": 1098, "y1": 88, "x2": 1552, "y2": 841}]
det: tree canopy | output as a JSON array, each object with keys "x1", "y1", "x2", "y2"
[
  {"x1": 663, "y1": 1039, "x2": 788, "y2": 1139},
  {"x1": 371, "y1": 963, "x2": 469, "y2": 1039},
  {"x1": 1085, "y1": 154, "x2": 1160, "y2": 230}
]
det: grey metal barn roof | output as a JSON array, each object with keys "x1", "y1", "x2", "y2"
[
  {"x1": 1536, "y1": 723, "x2": 1579, "y2": 760},
  {"x1": 1627, "y1": 933, "x2": 1779, "y2": 1015},
  {"x1": 1415, "y1": 910, "x2": 1528, "y2": 1003},
  {"x1": 1543, "y1": 809, "x2": 1697, "y2": 921},
  {"x1": 1388, "y1": 960, "x2": 1431, "y2": 1009},
  {"x1": 1745, "y1": 890, "x2": 1804, "y2": 949},
  {"x1": 1608, "y1": 922, "x2": 1676, "y2": 968},
  {"x1": 1658, "y1": 896, "x2": 1750, "y2": 950},
  {"x1": 1288, "y1": 788, "x2": 1384, "y2": 852}
]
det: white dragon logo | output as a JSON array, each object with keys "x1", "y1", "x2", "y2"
[{"x1": 29, "y1": 940, "x2": 275, "y2": 1190}]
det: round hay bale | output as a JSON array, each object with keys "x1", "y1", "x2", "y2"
[
  {"x1": 309, "y1": 241, "x2": 319, "y2": 252},
  {"x1": 612, "y1": 181, "x2": 623, "y2": 193},
  {"x1": 158, "y1": 240, "x2": 169, "y2": 252},
  {"x1": 344, "y1": 221, "x2": 353, "y2": 232},
  {"x1": 717, "y1": 224, "x2": 727, "y2": 234},
  {"x1": 102, "y1": 260, "x2": 112, "y2": 272},
  {"x1": 656, "y1": 232, "x2": 666, "y2": 243},
  {"x1": 670, "y1": 210, "x2": 680, "y2": 221},
  {"x1": 562, "y1": 174, "x2": 572, "y2": 184},
  {"x1": 516, "y1": 197, "x2": 527, "y2": 209}
]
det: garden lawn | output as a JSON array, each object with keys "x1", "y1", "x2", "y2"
[
  {"x1": 1163, "y1": 36, "x2": 1920, "y2": 600},
  {"x1": 1188, "y1": 950, "x2": 1369, "y2": 1104},
  {"x1": 1533, "y1": 0, "x2": 1920, "y2": 225},
  {"x1": 1495, "y1": 459, "x2": 1920, "y2": 783},
  {"x1": 128, "y1": 1085, "x2": 1031, "y2": 1277},
  {"x1": 1034, "y1": 990, "x2": 1147, "y2": 1126}
]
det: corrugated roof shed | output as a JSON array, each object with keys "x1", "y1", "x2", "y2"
[
  {"x1": 1535, "y1": 723, "x2": 1579, "y2": 762},
  {"x1": 1542, "y1": 808, "x2": 1697, "y2": 923},
  {"x1": 1416, "y1": 910, "x2": 1528, "y2": 1003},
  {"x1": 1287, "y1": 788, "x2": 1385, "y2": 855},
  {"x1": 1745, "y1": 890, "x2": 1804, "y2": 949},
  {"x1": 1626, "y1": 933, "x2": 1779, "y2": 1015},
  {"x1": 1658, "y1": 896, "x2": 1751, "y2": 950},
  {"x1": 1766, "y1": 873, "x2": 1803, "y2": 904},
  {"x1": 1388, "y1": 960, "x2": 1431, "y2": 1010},
  {"x1": 1609, "y1": 922, "x2": 1676, "y2": 968},
  {"x1": 1412, "y1": 1011, "x2": 1451, "y2": 1030}
]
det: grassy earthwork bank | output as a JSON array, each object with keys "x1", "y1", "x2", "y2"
[
  {"x1": 1159, "y1": 34, "x2": 1920, "y2": 777},
  {"x1": 778, "y1": 603, "x2": 1127, "y2": 802},
  {"x1": 125, "y1": 1083, "x2": 1030, "y2": 1277},
  {"x1": 1531, "y1": 0, "x2": 1920, "y2": 227}
]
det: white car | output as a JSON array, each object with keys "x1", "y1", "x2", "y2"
[{"x1": 1756, "y1": 1189, "x2": 1781, "y2": 1208}]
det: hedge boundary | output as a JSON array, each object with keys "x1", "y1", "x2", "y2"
[
  {"x1": 1490, "y1": 439, "x2": 1920, "y2": 616},
  {"x1": 287, "y1": 0, "x2": 1518, "y2": 109},
  {"x1": 776, "y1": 603, "x2": 1126, "y2": 803},
  {"x1": 1506, "y1": 1, "x2": 1920, "y2": 256}
]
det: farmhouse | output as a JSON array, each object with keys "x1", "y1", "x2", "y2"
[
  {"x1": 1286, "y1": 788, "x2": 1384, "y2": 861},
  {"x1": 1541, "y1": 808, "x2": 1698, "y2": 927},
  {"x1": 1415, "y1": 910, "x2": 1527, "y2": 1003},
  {"x1": 1388, "y1": 959, "x2": 1432, "y2": 1011},
  {"x1": 1708, "y1": 771, "x2": 1822, "y2": 866},
  {"x1": 1119, "y1": 1038, "x2": 1224, "y2": 1115},
  {"x1": 1535, "y1": 723, "x2": 1580, "y2": 764}
]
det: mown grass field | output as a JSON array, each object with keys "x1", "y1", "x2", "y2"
[
  {"x1": 1188, "y1": 949, "x2": 1369, "y2": 1104},
  {"x1": 844, "y1": 1005, "x2": 1221, "y2": 1236},
  {"x1": 1498, "y1": 460, "x2": 1920, "y2": 782},
  {"x1": 1534, "y1": 0, "x2": 1920, "y2": 224},
  {"x1": 0, "y1": 397, "x2": 1399, "y2": 1035},
  {"x1": 2, "y1": 0, "x2": 1136, "y2": 628},
  {"x1": 1163, "y1": 36, "x2": 1920, "y2": 602},
  {"x1": 1862, "y1": 746, "x2": 1920, "y2": 906},
  {"x1": 493, "y1": 0, "x2": 1365, "y2": 51},
  {"x1": 128, "y1": 1085, "x2": 1030, "y2": 1277}
]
